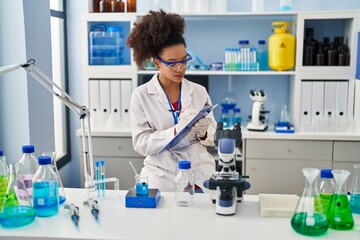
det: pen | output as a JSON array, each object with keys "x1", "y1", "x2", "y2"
[{"x1": 168, "y1": 109, "x2": 183, "y2": 113}]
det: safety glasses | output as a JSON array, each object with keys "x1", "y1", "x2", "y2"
[{"x1": 156, "y1": 53, "x2": 192, "y2": 71}]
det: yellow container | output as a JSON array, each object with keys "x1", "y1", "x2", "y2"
[{"x1": 268, "y1": 22, "x2": 296, "y2": 71}]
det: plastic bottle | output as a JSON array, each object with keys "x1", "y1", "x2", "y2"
[
  {"x1": 257, "y1": 40, "x2": 268, "y2": 71},
  {"x1": 32, "y1": 156, "x2": 59, "y2": 217},
  {"x1": 317, "y1": 169, "x2": 335, "y2": 214},
  {"x1": 175, "y1": 160, "x2": 194, "y2": 207},
  {"x1": 232, "y1": 108, "x2": 242, "y2": 127},
  {"x1": 220, "y1": 108, "x2": 230, "y2": 128},
  {"x1": 18, "y1": 145, "x2": 39, "y2": 199}
]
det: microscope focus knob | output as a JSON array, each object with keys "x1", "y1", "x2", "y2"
[{"x1": 230, "y1": 165, "x2": 236, "y2": 171}]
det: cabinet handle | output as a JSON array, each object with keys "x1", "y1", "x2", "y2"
[
  {"x1": 287, "y1": 149, "x2": 293, "y2": 153},
  {"x1": 118, "y1": 146, "x2": 122, "y2": 150}
]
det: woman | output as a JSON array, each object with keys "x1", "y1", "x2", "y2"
[{"x1": 127, "y1": 10, "x2": 216, "y2": 192}]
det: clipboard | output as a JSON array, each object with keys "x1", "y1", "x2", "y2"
[{"x1": 158, "y1": 104, "x2": 218, "y2": 154}]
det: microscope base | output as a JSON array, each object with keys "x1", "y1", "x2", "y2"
[{"x1": 247, "y1": 122, "x2": 268, "y2": 131}]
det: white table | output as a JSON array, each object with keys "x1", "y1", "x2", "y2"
[{"x1": 0, "y1": 188, "x2": 359, "y2": 240}]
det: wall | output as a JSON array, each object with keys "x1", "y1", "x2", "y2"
[
  {"x1": 0, "y1": 0, "x2": 54, "y2": 165},
  {"x1": 65, "y1": 0, "x2": 360, "y2": 187}
]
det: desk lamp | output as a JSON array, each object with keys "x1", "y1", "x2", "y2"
[{"x1": 0, "y1": 59, "x2": 119, "y2": 199}]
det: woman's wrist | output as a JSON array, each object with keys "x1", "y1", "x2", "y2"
[{"x1": 198, "y1": 131, "x2": 208, "y2": 141}]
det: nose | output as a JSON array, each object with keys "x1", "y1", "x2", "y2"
[{"x1": 175, "y1": 63, "x2": 187, "y2": 71}]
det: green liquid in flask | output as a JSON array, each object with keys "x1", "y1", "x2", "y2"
[
  {"x1": 291, "y1": 212, "x2": 328, "y2": 236},
  {"x1": 0, "y1": 175, "x2": 19, "y2": 211},
  {"x1": 326, "y1": 193, "x2": 354, "y2": 230}
]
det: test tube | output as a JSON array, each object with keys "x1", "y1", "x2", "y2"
[
  {"x1": 100, "y1": 160, "x2": 105, "y2": 197},
  {"x1": 95, "y1": 161, "x2": 100, "y2": 198}
]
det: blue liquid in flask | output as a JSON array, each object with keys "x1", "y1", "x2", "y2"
[
  {"x1": 350, "y1": 193, "x2": 360, "y2": 214},
  {"x1": 33, "y1": 181, "x2": 59, "y2": 217},
  {"x1": 0, "y1": 206, "x2": 35, "y2": 228},
  {"x1": 136, "y1": 182, "x2": 148, "y2": 196}
]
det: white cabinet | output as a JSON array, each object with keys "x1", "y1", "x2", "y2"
[{"x1": 244, "y1": 139, "x2": 332, "y2": 195}]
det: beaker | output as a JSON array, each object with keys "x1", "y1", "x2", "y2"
[
  {"x1": 349, "y1": 164, "x2": 360, "y2": 214},
  {"x1": 0, "y1": 164, "x2": 35, "y2": 228},
  {"x1": 291, "y1": 168, "x2": 328, "y2": 236},
  {"x1": 42, "y1": 152, "x2": 66, "y2": 205},
  {"x1": 327, "y1": 170, "x2": 354, "y2": 230}
]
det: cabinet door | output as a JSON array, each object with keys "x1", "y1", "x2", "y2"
[
  {"x1": 246, "y1": 159, "x2": 331, "y2": 195},
  {"x1": 333, "y1": 141, "x2": 360, "y2": 184}
]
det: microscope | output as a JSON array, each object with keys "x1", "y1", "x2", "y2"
[
  {"x1": 206, "y1": 122, "x2": 250, "y2": 216},
  {"x1": 247, "y1": 89, "x2": 269, "y2": 131}
]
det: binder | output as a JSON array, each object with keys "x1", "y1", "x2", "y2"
[
  {"x1": 99, "y1": 80, "x2": 111, "y2": 129},
  {"x1": 109, "y1": 80, "x2": 122, "y2": 130},
  {"x1": 300, "y1": 81, "x2": 312, "y2": 125},
  {"x1": 311, "y1": 81, "x2": 325, "y2": 122},
  {"x1": 120, "y1": 80, "x2": 132, "y2": 127},
  {"x1": 89, "y1": 80, "x2": 100, "y2": 130},
  {"x1": 324, "y1": 81, "x2": 336, "y2": 121},
  {"x1": 335, "y1": 81, "x2": 348, "y2": 120}
]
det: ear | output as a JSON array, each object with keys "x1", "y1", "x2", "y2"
[{"x1": 153, "y1": 58, "x2": 160, "y2": 70}]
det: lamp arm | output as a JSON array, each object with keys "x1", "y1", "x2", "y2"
[{"x1": 0, "y1": 59, "x2": 95, "y2": 188}]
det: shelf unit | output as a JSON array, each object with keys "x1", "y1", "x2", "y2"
[{"x1": 80, "y1": 10, "x2": 360, "y2": 191}]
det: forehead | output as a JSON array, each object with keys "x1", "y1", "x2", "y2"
[{"x1": 159, "y1": 44, "x2": 187, "y2": 60}]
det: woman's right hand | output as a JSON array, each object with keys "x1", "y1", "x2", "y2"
[{"x1": 175, "y1": 108, "x2": 198, "y2": 141}]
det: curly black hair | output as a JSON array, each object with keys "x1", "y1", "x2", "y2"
[{"x1": 127, "y1": 9, "x2": 186, "y2": 67}]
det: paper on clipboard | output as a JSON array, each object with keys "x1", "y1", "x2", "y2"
[{"x1": 158, "y1": 104, "x2": 218, "y2": 154}]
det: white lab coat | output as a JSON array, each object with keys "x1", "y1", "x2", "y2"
[{"x1": 130, "y1": 73, "x2": 216, "y2": 192}]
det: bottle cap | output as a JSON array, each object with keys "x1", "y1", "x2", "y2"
[
  {"x1": 258, "y1": 40, "x2": 266, "y2": 45},
  {"x1": 38, "y1": 156, "x2": 51, "y2": 165},
  {"x1": 239, "y1": 40, "x2": 248, "y2": 45},
  {"x1": 22, "y1": 145, "x2": 35, "y2": 153},
  {"x1": 321, "y1": 169, "x2": 333, "y2": 179},
  {"x1": 100, "y1": 160, "x2": 105, "y2": 166},
  {"x1": 178, "y1": 160, "x2": 191, "y2": 170},
  {"x1": 95, "y1": 161, "x2": 100, "y2": 167},
  {"x1": 0, "y1": 149, "x2": 3, "y2": 156},
  {"x1": 234, "y1": 108, "x2": 241, "y2": 113}
]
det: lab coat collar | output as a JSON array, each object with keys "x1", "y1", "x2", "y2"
[{"x1": 147, "y1": 73, "x2": 194, "y2": 110}]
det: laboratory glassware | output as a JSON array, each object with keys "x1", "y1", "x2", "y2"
[
  {"x1": 0, "y1": 164, "x2": 35, "y2": 228},
  {"x1": 127, "y1": 0, "x2": 136, "y2": 12},
  {"x1": 175, "y1": 160, "x2": 194, "y2": 207},
  {"x1": 257, "y1": 40, "x2": 268, "y2": 71},
  {"x1": 0, "y1": 149, "x2": 7, "y2": 211},
  {"x1": 100, "y1": 160, "x2": 106, "y2": 197},
  {"x1": 220, "y1": 108, "x2": 230, "y2": 128},
  {"x1": 42, "y1": 152, "x2": 66, "y2": 205},
  {"x1": 279, "y1": 0, "x2": 293, "y2": 11},
  {"x1": 316, "y1": 169, "x2": 335, "y2": 215},
  {"x1": 349, "y1": 164, "x2": 360, "y2": 214},
  {"x1": 232, "y1": 108, "x2": 242, "y2": 127},
  {"x1": 32, "y1": 156, "x2": 59, "y2": 217},
  {"x1": 291, "y1": 168, "x2": 328, "y2": 236},
  {"x1": 135, "y1": 174, "x2": 149, "y2": 196},
  {"x1": 18, "y1": 145, "x2": 39, "y2": 199},
  {"x1": 327, "y1": 169, "x2": 354, "y2": 230}
]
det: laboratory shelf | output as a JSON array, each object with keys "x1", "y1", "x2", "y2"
[{"x1": 137, "y1": 70, "x2": 296, "y2": 76}]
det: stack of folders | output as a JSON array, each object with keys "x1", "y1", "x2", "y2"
[
  {"x1": 89, "y1": 79, "x2": 131, "y2": 131},
  {"x1": 300, "y1": 80, "x2": 350, "y2": 131}
]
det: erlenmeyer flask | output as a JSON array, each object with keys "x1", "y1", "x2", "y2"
[
  {"x1": 291, "y1": 168, "x2": 328, "y2": 236},
  {"x1": 42, "y1": 152, "x2": 66, "y2": 205},
  {"x1": 0, "y1": 149, "x2": 8, "y2": 212},
  {"x1": 327, "y1": 169, "x2": 354, "y2": 230},
  {"x1": 0, "y1": 164, "x2": 35, "y2": 228},
  {"x1": 349, "y1": 164, "x2": 360, "y2": 214}
]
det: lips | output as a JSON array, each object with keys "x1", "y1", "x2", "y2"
[{"x1": 174, "y1": 74, "x2": 184, "y2": 78}]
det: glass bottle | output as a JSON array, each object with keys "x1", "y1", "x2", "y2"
[
  {"x1": 349, "y1": 164, "x2": 360, "y2": 214},
  {"x1": 99, "y1": 0, "x2": 111, "y2": 12},
  {"x1": 127, "y1": 0, "x2": 136, "y2": 12},
  {"x1": 32, "y1": 156, "x2": 59, "y2": 217},
  {"x1": 0, "y1": 164, "x2": 35, "y2": 228},
  {"x1": 232, "y1": 108, "x2": 242, "y2": 127},
  {"x1": 327, "y1": 170, "x2": 354, "y2": 230},
  {"x1": 220, "y1": 108, "x2": 230, "y2": 128},
  {"x1": 111, "y1": 0, "x2": 124, "y2": 12},
  {"x1": 257, "y1": 40, "x2": 268, "y2": 71},
  {"x1": 89, "y1": 0, "x2": 101, "y2": 12},
  {"x1": 316, "y1": 169, "x2": 335, "y2": 215},
  {"x1": 175, "y1": 160, "x2": 194, "y2": 207},
  {"x1": 18, "y1": 145, "x2": 39, "y2": 199},
  {"x1": 291, "y1": 168, "x2": 328, "y2": 236},
  {"x1": 42, "y1": 152, "x2": 66, "y2": 205}
]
